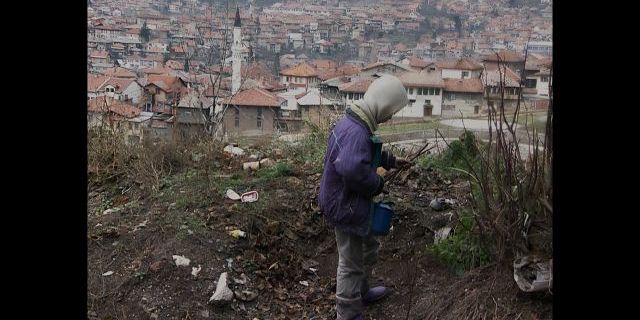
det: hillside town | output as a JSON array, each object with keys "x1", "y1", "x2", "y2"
[{"x1": 87, "y1": 0, "x2": 552, "y2": 143}]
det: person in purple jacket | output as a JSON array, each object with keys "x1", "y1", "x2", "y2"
[{"x1": 318, "y1": 74, "x2": 410, "y2": 320}]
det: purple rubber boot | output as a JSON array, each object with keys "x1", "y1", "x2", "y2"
[{"x1": 362, "y1": 286, "x2": 388, "y2": 305}]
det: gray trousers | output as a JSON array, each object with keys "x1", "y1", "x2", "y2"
[{"x1": 335, "y1": 228, "x2": 380, "y2": 320}]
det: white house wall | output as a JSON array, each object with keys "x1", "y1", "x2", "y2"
[
  {"x1": 441, "y1": 69, "x2": 482, "y2": 79},
  {"x1": 123, "y1": 82, "x2": 143, "y2": 104},
  {"x1": 441, "y1": 93, "x2": 484, "y2": 118},
  {"x1": 535, "y1": 76, "x2": 550, "y2": 96},
  {"x1": 394, "y1": 88, "x2": 443, "y2": 118}
]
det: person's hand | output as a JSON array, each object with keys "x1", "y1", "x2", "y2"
[{"x1": 395, "y1": 157, "x2": 412, "y2": 169}]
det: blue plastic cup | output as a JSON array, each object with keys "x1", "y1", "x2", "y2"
[{"x1": 371, "y1": 202, "x2": 394, "y2": 236}]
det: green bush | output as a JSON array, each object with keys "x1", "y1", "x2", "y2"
[
  {"x1": 431, "y1": 212, "x2": 492, "y2": 274},
  {"x1": 257, "y1": 163, "x2": 293, "y2": 180},
  {"x1": 419, "y1": 130, "x2": 483, "y2": 177}
]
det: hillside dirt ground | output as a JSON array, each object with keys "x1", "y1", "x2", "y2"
[{"x1": 87, "y1": 145, "x2": 552, "y2": 320}]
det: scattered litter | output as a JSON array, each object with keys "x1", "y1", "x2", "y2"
[
  {"x1": 241, "y1": 191, "x2": 259, "y2": 203},
  {"x1": 209, "y1": 272, "x2": 234, "y2": 304},
  {"x1": 133, "y1": 219, "x2": 149, "y2": 232},
  {"x1": 299, "y1": 280, "x2": 309, "y2": 287},
  {"x1": 309, "y1": 268, "x2": 318, "y2": 273},
  {"x1": 249, "y1": 154, "x2": 259, "y2": 160},
  {"x1": 233, "y1": 273, "x2": 249, "y2": 285},
  {"x1": 259, "y1": 158, "x2": 275, "y2": 168},
  {"x1": 223, "y1": 145, "x2": 245, "y2": 156},
  {"x1": 102, "y1": 271, "x2": 114, "y2": 276},
  {"x1": 229, "y1": 229, "x2": 246, "y2": 239},
  {"x1": 226, "y1": 258, "x2": 233, "y2": 269},
  {"x1": 226, "y1": 189, "x2": 241, "y2": 201},
  {"x1": 243, "y1": 161, "x2": 260, "y2": 171},
  {"x1": 172, "y1": 255, "x2": 191, "y2": 267},
  {"x1": 444, "y1": 212, "x2": 454, "y2": 221},
  {"x1": 102, "y1": 207, "x2": 122, "y2": 215},
  {"x1": 514, "y1": 256, "x2": 553, "y2": 293},
  {"x1": 268, "y1": 262, "x2": 279, "y2": 270},
  {"x1": 234, "y1": 290, "x2": 258, "y2": 302},
  {"x1": 302, "y1": 259, "x2": 319, "y2": 271},
  {"x1": 191, "y1": 265, "x2": 202, "y2": 277},
  {"x1": 434, "y1": 227, "x2": 452, "y2": 244},
  {"x1": 430, "y1": 198, "x2": 447, "y2": 211}
]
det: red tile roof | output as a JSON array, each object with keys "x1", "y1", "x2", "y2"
[
  {"x1": 408, "y1": 56, "x2": 430, "y2": 69},
  {"x1": 223, "y1": 88, "x2": 285, "y2": 107},
  {"x1": 443, "y1": 78, "x2": 484, "y2": 93},
  {"x1": 146, "y1": 75, "x2": 187, "y2": 93},
  {"x1": 338, "y1": 78, "x2": 374, "y2": 93},
  {"x1": 280, "y1": 62, "x2": 318, "y2": 77},
  {"x1": 436, "y1": 58, "x2": 484, "y2": 71},
  {"x1": 88, "y1": 96, "x2": 141, "y2": 118},
  {"x1": 88, "y1": 74, "x2": 109, "y2": 92},
  {"x1": 399, "y1": 70, "x2": 445, "y2": 88},
  {"x1": 102, "y1": 78, "x2": 136, "y2": 92},
  {"x1": 311, "y1": 59, "x2": 337, "y2": 70},
  {"x1": 103, "y1": 67, "x2": 137, "y2": 78},
  {"x1": 483, "y1": 50, "x2": 525, "y2": 63},
  {"x1": 141, "y1": 66, "x2": 173, "y2": 75}
]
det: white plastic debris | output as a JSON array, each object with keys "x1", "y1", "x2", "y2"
[
  {"x1": 241, "y1": 191, "x2": 259, "y2": 203},
  {"x1": 226, "y1": 189, "x2": 241, "y2": 201},
  {"x1": 102, "y1": 271, "x2": 114, "y2": 276},
  {"x1": 191, "y1": 265, "x2": 202, "y2": 277},
  {"x1": 172, "y1": 255, "x2": 191, "y2": 267},
  {"x1": 434, "y1": 227, "x2": 452, "y2": 244},
  {"x1": 299, "y1": 280, "x2": 309, "y2": 287},
  {"x1": 209, "y1": 272, "x2": 234, "y2": 304},
  {"x1": 223, "y1": 145, "x2": 245, "y2": 156},
  {"x1": 513, "y1": 256, "x2": 553, "y2": 292},
  {"x1": 430, "y1": 198, "x2": 446, "y2": 211},
  {"x1": 229, "y1": 229, "x2": 246, "y2": 239},
  {"x1": 133, "y1": 219, "x2": 149, "y2": 232},
  {"x1": 243, "y1": 161, "x2": 260, "y2": 171},
  {"x1": 259, "y1": 158, "x2": 275, "y2": 168}
]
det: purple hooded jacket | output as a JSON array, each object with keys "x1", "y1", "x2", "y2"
[{"x1": 318, "y1": 111, "x2": 396, "y2": 236}]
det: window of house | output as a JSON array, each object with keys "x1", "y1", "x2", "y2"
[
  {"x1": 424, "y1": 100, "x2": 431, "y2": 106},
  {"x1": 450, "y1": 93, "x2": 456, "y2": 100},
  {"x1": 235, "y1": 108, "x2": 240, "y2": 128},
  {"x1": 435, "y1": 88, "x2": 440, "y2": 95},
  {"x1": 474, "y1": 105, "x2": 480, "y2": 114},
  {"x1": 409, "y1": 88, "x2": 414, "y2": 94},
  {"x1": 257, "y1": 108, "x2": 263, "y2": 128},
  {"x1": 541, "y1": 76, "x2": 549, "y2": 82},
  {"x1": 462, "y1": 71, "x2": 469, "y2": 78},
  {"x1": 348, "y1": 92, "x2": 353, "y2": 100},
  {"x1": 408, "y1": 100, "x2": 415, "y2": 107},
  {"x1": 417, "y1": 88, "x2": 422, "y2": 95}
]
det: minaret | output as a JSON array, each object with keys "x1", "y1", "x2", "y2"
[{"x1": 232, "y1": 6, "x2": 242, "y2": 95}]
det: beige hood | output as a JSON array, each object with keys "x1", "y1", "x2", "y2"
[{"x1": 352, "y1": 74, "x2": 409, "y2": 132}]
